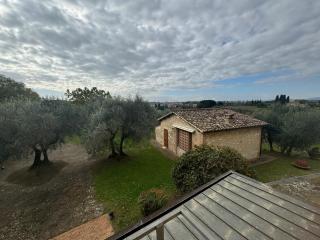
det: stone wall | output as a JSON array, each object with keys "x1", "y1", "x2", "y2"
[
  {"x1": 203, "y1": 126, "x2": 262, "y2": 161},
  {"x1": 155, "y1": 115, "x2": 262, "y2": 160},
  {"x1": 155, "y1": 115, "x2": 203, "y2": 156}
]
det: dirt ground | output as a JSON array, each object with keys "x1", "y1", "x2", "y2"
[
  {"x1": 0, "y1": 144, "x2": 105, "y2": 240},
  {"x1": 268, "y1": 173, "x2": 320, "y2": 207}
]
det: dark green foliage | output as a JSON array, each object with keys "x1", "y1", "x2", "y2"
[
  {"x1": 65, "y1": 87, "x2": 111, "y2": 104},
  {"x1": 0, "y1": 99, "x2": 82, "y2": 168},
  {"x1": 308, "y1": 147, "x2": 320, "y2": 159},
  {"x1": 85, "y1": 96, "x2": 156, "y2": 157},
  {"x1": 138, "y1": 188, "x2": 168, "y2": 216},
  {"x1": 0, "y1": 75, "x2": 39, "y2": 102},
  {"x1": 118, "y1": 96, "x2": 156, "y2": 155},
  {"x1": 275, "y1": 94, "x2": 290, "y2": 104},
  {"x1": 255, "y1": 105, "x2": 320, "y2": 155},
  {"x1": 172, "y1": 145, "x2": 255, "y2": 193},
  {"x1": 197, "y1": 100, "x2": 216, "y2": 108},
  {"x1": 0, "y1": 101, "x2": 22, "y2": 163}
]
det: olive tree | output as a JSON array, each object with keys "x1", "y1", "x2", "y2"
[
  {"x1": 84, "y1": 96, "x2": 156, "y2": 158},
  {"x1": 16, "y1": 99, "x2": 82, "y2": 168},
  {"x1": 85, "y1": 98, "x2": 123, "y2": 157},
  {"x1": 255, "y1": 105, "x2": 320, "y2": 155},
  {"x1": 0, "y1": 75, "x2": 39, "y2": 102},
  {"x1": 118, "y1": 96, "x2": 156, "y2": 155},
  {"x1": 277, "y1": 108, "x2": 320, "y2": 155},
  {"x1": 254, "y1": 105, "x2": 288, "y2": 151},
  {"x1": 0, "y1": 101, "x2": 22, "y2": 168}
]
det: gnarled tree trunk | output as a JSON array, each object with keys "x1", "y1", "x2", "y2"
[
  {"x1": 42, "y1": 148, "x2": 50, "y2": 164},
  {"x1": 119, "y1": 134, "x2": 127, "y2": 156},
  {"x1": 267, "y1": 132, "x2": 274, "y2": 152},
  {"x1": 31, "y1": 147, "x2": 42, "y2": 168},
  {"x1": 109, "y1": 133, "x2": 117, "y2": 158},
  {"x1": 286, "y1": 146, "x2": 293, "y2": 156}
]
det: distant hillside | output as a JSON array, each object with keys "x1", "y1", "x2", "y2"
[{"x1": 308, "y1": 97, "x2": 320, "y2": 101}]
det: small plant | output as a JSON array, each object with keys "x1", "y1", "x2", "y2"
[
  {"x1": 292, "y1": 159, "x2": 310, "y2": 170},
  {"x1": 138, "y1": 188, "x2": 168, "y2": 217}
]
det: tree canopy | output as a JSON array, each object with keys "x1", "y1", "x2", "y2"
[
  {"x1": 84, "y1": 96, "x2": 156, "y2": 158},
  {"x1": 0, "y1": 75, "x2": 39, "y2": 102},
  {"x1": 0, "y1": 99, "x2": 83, "y2": 168},
  {"x1": 275, "y1": 94, "x2": 290, "y2": 104},
  {"x1": 255, "y1": 105, "x2": 320, "y2": 155},
  {"x1": 197, "y1": 100, "x2": 216, "y2": 108},
  {"x1": 65, "y1": 87, "x2": 111, "y2": 104}
]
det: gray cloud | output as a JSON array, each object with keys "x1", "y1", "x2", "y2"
[{"x1": 0, "y1": 0, "x2": 319, "y2": 99}]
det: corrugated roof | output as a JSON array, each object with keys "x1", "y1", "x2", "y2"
[
  {"x1": 158, "y1": 109, "x2": 267, "y2": 132},
  {"x1": 109, "y1": 171, "x2": 320, "y2": 240}
]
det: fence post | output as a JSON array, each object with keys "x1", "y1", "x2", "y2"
[{"x1": 156, "y1": 223, "x2": 164, "y2": 240}]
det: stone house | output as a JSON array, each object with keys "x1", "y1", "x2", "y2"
[{"x1": 155, "y1": 108, "x2": 267, "y2": 161}]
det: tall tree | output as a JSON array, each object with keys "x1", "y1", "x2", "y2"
[{"x1": 65, "y1": 87, "x2": 111, "y2": 104}]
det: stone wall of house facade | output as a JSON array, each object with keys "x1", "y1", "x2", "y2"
[
  {"x1": 203, "y1": 126, "x2": 262, "y2": 161},
  {"x1": 155, "y1": 115, "x2": 262, "y2": 160},
  {"x1": 155, "y1": 115, "x2": 203, "y2": 156}
]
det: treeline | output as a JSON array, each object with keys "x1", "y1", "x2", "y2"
[{"x1": 0, "y1": 77, "x2": 156, "y2": 170}]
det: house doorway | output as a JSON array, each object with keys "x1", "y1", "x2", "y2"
[{"x1": 164, "y1": 129, "x2": 168, "y2": 148}]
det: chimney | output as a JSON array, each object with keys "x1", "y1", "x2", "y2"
[{"x1": 224, "y1": 113, "x2": 234, "y2": 124}]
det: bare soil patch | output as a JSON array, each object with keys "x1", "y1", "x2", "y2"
[
  {"x1": 0, "y1": 144, "x2": 106, "y2": 240},
  {"x1": 6, "y1": 161, "x2": 68, "y2": 186},
  {"x1": 268, "y1": 173, "x2": 320, "y2": 207}
]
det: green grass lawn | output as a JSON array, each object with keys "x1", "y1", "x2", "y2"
[
  {"x1": 253, "y1": 153, "x2": 320, "y2": 183},
  {"x1": 94, "y1": 144, "x2": 176, "y2": 231}
]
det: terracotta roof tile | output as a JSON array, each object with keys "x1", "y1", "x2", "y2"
[{"x1": 165, "y1": 108, "x2": 267, "y2": 132}]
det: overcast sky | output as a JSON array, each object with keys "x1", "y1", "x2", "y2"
[{"x1": 0, "y1": 0, "x2": 319, "y2": 101}]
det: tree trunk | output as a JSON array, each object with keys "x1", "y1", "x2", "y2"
[
  {"x1": 286, "y1": 146, "x2": 293, "y2": 156},
  {"x1": 42, "y1": 148, "x2": 50, "y2": 164},
  {"x1": 119, "y1": 134, "x2": 127, "y2": 156},
  {"x1": 281, "y1": 146, "x2": 287, "y2": 154},
  {"x1": 31, "y1": 147, "x2": 42, "y2": 168},
  {"x1": 109, "y1": 134, "x2": 117, "y2": 158},
  {"x1": 267, "y1": 133, "x2": 274, "y2": 152}
]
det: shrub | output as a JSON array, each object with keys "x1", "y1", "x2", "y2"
[
  {"x1": 308, "y1": 147, "x2": 320, "y2": 159},
  {"x1": 172, "y1": 145, "x2": 255, "y2": 193},
  {"x1": 138, "y1": 188, "x2": 168, "y2": 216}
]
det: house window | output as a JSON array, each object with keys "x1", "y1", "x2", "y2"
[{"x1": 177, "y1": 129, "x2": 192, "y2": 151}]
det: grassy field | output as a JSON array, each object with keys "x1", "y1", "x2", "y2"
[
  {"x1": 253, "y1": 152, "x2": 320, "y2": 182},
  {"x1": 94, "y1": 144, "x2": 176, "y2": 231},
  {"x1": 93, "y1": 137, "x2": 320, "y2": 230}
]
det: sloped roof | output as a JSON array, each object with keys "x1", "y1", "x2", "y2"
[
  {"x1": 109, "y1": 171, "x2": 320, "y2": 240},
  {"x1": 158, "y1": 108, "x2": 267, "y2": 132}
]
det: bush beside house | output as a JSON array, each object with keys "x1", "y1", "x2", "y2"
[{"x1": 172, "y1": 145, "x2": 255, "y2": 193}]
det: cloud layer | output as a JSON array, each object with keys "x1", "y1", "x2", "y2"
[{"x1": 0, "y1": 0, "x2": 319, "y2": 99}]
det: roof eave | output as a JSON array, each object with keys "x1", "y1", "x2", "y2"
[
  {"x1": 107, "y1": 170, "x2": 235, "y2": 240},
  {"x1": 202, "y1": 123, "x2": 268, "y2": 133}
]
